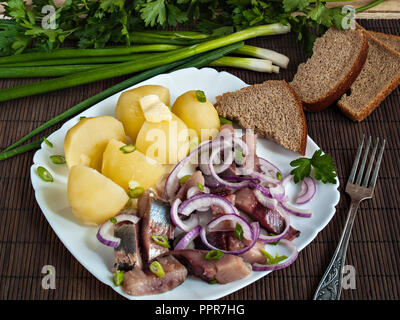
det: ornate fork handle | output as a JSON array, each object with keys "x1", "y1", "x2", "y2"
[{"x1": 313, "y1": 200, "x2": 360, "y2": 300}]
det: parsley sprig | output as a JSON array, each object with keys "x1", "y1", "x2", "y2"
[
  {"x1": 1, "y1": 0, "x2": 384, "y2": 56},
  {"x1": 290, "y1": 149, "x2": 337, "y2": 184}
]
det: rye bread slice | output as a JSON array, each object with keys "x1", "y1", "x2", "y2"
[
  {"x1": 368, "y1": 31, "x2": 400, "y2": 52},
  {"x1": 290, "y1": 27, "x2": 368, "y2": 112},
  {"x1": 214, "y1": 80, "x2": 307, "y2": 155},
  {"x1": 337, "y1": 31, "x2": 400, "y2": 122}
]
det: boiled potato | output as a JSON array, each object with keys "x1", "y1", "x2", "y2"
[
  {"x1": 115, "y1": 85, "x2": 170, "y2": 141},
  {"x1": 172, "y1": 90, "x2": 220, "y2": 141},
  {"x1": 101, "y1": 139, "x2": 165, "y2": 191},
  {"x1": 136, "y1": 113, "x2": 192, "y2": 164},
  {"x1": 64, "y1": 116, "x2": 126, "y2": 171},
  {"x1": 67, "y1": 165, "x2": 129, "y2": 225}
]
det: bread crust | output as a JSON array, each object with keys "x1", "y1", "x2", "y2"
[
  {"x1": 303, "y1": 29, "x2": 369, "y2": 112},
  {"x1": 337, "y1": 31, "x2": 400, "y2": 122},
  {"x1": 282, "y1": 81, "x2": 308, "y2": 155}
]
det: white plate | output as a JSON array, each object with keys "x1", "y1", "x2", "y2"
[{"x1": 30, "y1": 67, "x2": 340, "y2": 300}]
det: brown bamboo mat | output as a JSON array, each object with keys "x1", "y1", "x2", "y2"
[{"x1": 0, "y1": 19, "x2": 399, "y2": 300}]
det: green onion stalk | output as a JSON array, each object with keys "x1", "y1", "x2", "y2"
[
  {"x1": 0, "y1": 44, "x2": 181, "y2": 65},
  {"x1": 0, "y1": 42, "x2": 244, "y2": 160},
  {"x1": 0, "y1": 55, "x2": 281, "y2": 78},
  {"x1": 0, "y1": 23, "x2": 290, "y2": 103},
  {"x1": 3, "y1": 54, "x2": 153, "y2": 67},
  {"x1": 209, "y1": 56, "x2": 279, "y2": 73},
  {"x1": 233, "y1": 45, "x2": 289, "y2": 69}
]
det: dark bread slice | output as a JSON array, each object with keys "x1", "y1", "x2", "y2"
[
  {"x1": 337, "y1": 29, "x2": 400, "y2": 122},
  {"x1": 290, "y1": 27, "x2": 368, "y2": 112},
  {"x1": 368, "y1": 31, "x2": 400, "y2": 52},
  {"x1": 214, "y1": 80, "x2": 307, "y2": 155}
]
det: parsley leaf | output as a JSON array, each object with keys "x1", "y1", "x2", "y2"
[
  {"x1": 140, "y1": 0, "x2": 167, "y2": 27},
  {"x1": 290, "y1": 149, "x2": 337, "y2": 184}
]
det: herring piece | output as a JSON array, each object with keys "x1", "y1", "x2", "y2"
[
  {"x1": 122, "y1": 255, "x2": 187, "y2": 296},
  {"x1": 171, "y1": 249, "x2": 251, "y2": 284},
  {"x1": 138, "y1": 191, "x2": 174, "y2": 262}
]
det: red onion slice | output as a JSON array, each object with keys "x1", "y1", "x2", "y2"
[
  {"x1": 170, "y1": 198, "x2": 200, "y2": 232},
  {"x1": 186, "y1": 185, "x2": 210, "y2": 199},
  {"x1": 258, "y1": 157, "x2": 281, "y2": 176},
  {"x1": 199, "y1": 142, "x2": 234, "y2": 175},
  {"x1": 269, "y1": 184, "x2": 285, "y2": 200},
  {"x1": 254, "y1": 189, "x2": 278, "y2": 210},
  {"x1": 250, "y1": 171, "x2": 280, "y2": 185},
  {"x1": 280, "y1": 174, "x2": 293, "y2": 186},
  {"x1": 200, "y1": 217, "x2": 260, "y2": 255},
  {"x1": 96, "y1": 213, "x2": 140, "y2": 248},
  {"x1": 280, "y1": 202, "x2": 312, "y2": 218},
  {"x1": 295, "y1": 177, "x2": 316, "y2": 204},
  {"x1": 178, "y1": 193, "x2": 239, "y2": 216},
  {"x1": 207, "y1": 214, "x2": 252, "y2": 240},
  {"x1": 209, "y1": 146, "x2": 251, "y2": 189},
  {"x1": 165, "y1": 139, "x2": 221, "y2": 201},
  {"x1": 252, "y1": 239, "x2": 298, "y2": 271},
  {"x1": 174, "y1": 225, "x2": 201, "y2": 250}
]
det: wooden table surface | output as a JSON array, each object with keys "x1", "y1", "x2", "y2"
[
  {"x1": 329, "y1": 0, "x2": 400, "y2": 18},
  {"x1": 0, "y1": 18, "x2": 399, "y2": 301}
]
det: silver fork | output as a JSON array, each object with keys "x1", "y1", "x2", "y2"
[{"x1": 313, "y1": 135, "x2": 386, "y2": 300}]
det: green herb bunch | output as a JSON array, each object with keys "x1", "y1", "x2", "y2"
[{"x1": 0, "y1": 0, "x2": 383, "y2": 56}]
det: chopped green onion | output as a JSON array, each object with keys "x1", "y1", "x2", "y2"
[
  {"x1": 197, "y1": 182, "x2": 204, "y2": 191},
  {"x1": 179, "y1": 174, "x2": 192, "y2": 185},
  {"x1": 235, "y1": 148, "x2": 245, "y2": 164},
  {"x1": 149, "y1": 261, "x2": 165, "y2": 278},
  {"x1": 110, "y1": 217, "x2": 117, "y2": 224},
  {"x1": 267, "y1": 233, "x2": 279, "y2": 245},
  {"x1": 49, "y1": 155, "x2": 66, "y2": 165},
  {"x1": 36, "y1": 166, "x2": 53, "y2": 182},
  {"x1": 261, "y1": 249, "x2": 288, "y2": 265},
  {"x1": 79, "y1": 116, "x2": 86, "y2": 121},
  {"x1": 151, "y1": 234, "x2": 171, "y2": 248},
  {"x1": 219, "y1": 116, "x2": 233, "y2": 125},
  {"x1": 209, "y1": 279, "x2": 218, "y2": 284},
  {"x1": 113, "y1": 270, "x2": 124, "y2": 286},
  {"x1": 276, "y1": 171, "x2": 282, "y2": 181},
  {"x1": 195, "y1": 90, "x2": 206, "y2": 102},
  {"x1": 43, "y1": 137, "x2": 53, "y2": 148},
  {"x1": 205, "y1": 249, "x2": 224, "y2": 261},
  {"x1": 234, "y1": 223, "x2": 244, "y2": 241},
  {"x1": 128, "y1": 186, "x2": 145, "y2": 199},
  {"x1": 120, "y1": 144, "x2": 136, "y2": 154}
]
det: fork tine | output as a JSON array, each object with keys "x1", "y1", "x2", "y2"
[
  {"x1": 362, "y1": 138, "x2": 379, "y2": 187},
  {"x1": 369, "y1": 139, "x2": 386, "y2": 188},
  {"x1": 348, "y1": 134, "x2": 365, "y2": 184},
  {"x1": 355, "y1": 136, "x2": 371, "y2": 185}
]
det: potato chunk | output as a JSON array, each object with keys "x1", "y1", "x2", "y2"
[
  {"x1": 101, "y1": 139, "x2": 165, "y2": 191},
  {"x1": 135, "y1": 113, "x2": 191, "y2": 164},
  {"x1": 115, "y1": 85, "x2": 170, "y2": 141},
  {"x1": 172, "y1": 90, "x2": 220, "y2": 141},
  {"x1": 67, "y1": 165, "x2": 129, "y2": 225},
  {"x1": 64, "y1": 116, "x2": 126, "y2": 171}
]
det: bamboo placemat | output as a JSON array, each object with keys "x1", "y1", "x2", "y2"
[{"x1": 0, "y1": 19, "x2": 399, "y2": 300}]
